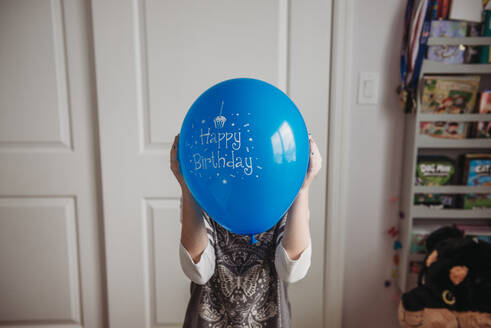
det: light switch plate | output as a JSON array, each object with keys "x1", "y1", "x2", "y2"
[{"x1": 358, "y1": 72, "x2": 379, "y2": 105}]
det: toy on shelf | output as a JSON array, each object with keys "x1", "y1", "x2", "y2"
[{"x1": 399, "y1": 225, "x2": 491, "y2": 328}]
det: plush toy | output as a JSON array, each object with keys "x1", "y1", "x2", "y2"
[{"x1": 398, "y1": 225, "x2": 491, "y2": 328}]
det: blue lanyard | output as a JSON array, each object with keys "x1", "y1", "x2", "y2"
[{"x1": 400, "y1": 0, "x2": 432, "y2": 91}]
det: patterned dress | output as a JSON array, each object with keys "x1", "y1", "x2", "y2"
[{"x1": 183, "y1": 215, "x2": 291, "y2": 328}]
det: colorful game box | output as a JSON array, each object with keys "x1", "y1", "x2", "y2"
[
  {"x1": 420, "y1": 121, "x2": 469, "y2": 139},
  {"x1": 414, "y1": 156, "x2": 456, "y2": 208},
  {"x1": 462, "y1": 154, "x2": 491, "y2": 209},
  {"x1": 416, "y1": 156, "x2": 456, "y2": 185},
  {"x1": 421, "y1": 76, "x2": 481, "y2": 114}
]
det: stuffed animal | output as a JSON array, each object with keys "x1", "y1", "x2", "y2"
[{"x1": 398, "y1": 225, "x2": 491, "y2": 328}]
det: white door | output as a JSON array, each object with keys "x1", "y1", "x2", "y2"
[
  {"x1": 92, "y1": 1, "x2": 331, "y2": 327},
  {"x1": 0, "y1": 1, "x2": 105, "y2": 327}
]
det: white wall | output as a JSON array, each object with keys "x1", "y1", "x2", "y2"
[{"x1": 342, "y1": 1, "x2": 406, "y2": 327}]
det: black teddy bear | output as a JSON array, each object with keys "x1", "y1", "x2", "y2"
[{"x1": 399, "y1": 225, "x2": 491, "y2": 328}]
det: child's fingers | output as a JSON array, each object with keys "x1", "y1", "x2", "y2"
[
  {"x1": 172, "y1": 134, "x2": 179, "y2": 151},
  {"x1": 306, "y1": 137, "x2": 316, "y2": 174},
  {"x1": 170, "y1": 134, "x2": 181, "y2": 173},
  {"x1": 309, "y1": 138, "x2": 322, "y2": 175}
]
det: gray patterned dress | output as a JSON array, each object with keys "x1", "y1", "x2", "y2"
[{"x1": 183, "y1": 215, "x2": 291, "y2": 328}]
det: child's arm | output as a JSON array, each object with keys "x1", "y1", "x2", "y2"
[
  {"x1": 171, "y1": 135, "x2": 208, "y2": 263},
  {"x1": 281, "y1": 136, "x2": 322, "y2": 260},
  {"x1": 180, "y1": 187, "x2": 208, "y2": 263}
]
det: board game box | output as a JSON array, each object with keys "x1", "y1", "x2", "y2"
[
  {"x1": 416, "y1": 156, "x2": 456, "y2": 185},
  {"x1": 462, "y1": 154, "x2": 491, "y2": 209},
  {"x1": 414, "y1": 156, "x2": 456, "y2": 208},
  {"x1": 421, "y1": 76, "x2": 480, "y2": 114}
]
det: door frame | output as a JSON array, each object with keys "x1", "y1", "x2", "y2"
[{"x1": 323, "y1": 0, "x2": 353, "y2": 327}]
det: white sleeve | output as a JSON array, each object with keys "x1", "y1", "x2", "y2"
[
  {"x1": 274, "y1": 239, "x2": 312, "y2": 283},
  {"x1": 178, "y1": 197, "x2": 216, "y2": 285},
  {"x1": 179, "y1": 241, "x2": 216, "y2": 285}
]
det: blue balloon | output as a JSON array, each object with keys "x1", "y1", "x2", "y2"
[{"x1": 179, "y1": 78, "x2": 309, "y2": 237}]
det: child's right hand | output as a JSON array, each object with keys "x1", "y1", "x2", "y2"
[{"x1": 170, "y1": 134, "x2": 187, "y2": 191}]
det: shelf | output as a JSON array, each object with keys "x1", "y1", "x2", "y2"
[
  {"x1": 413, "y1": 186, "x2": 491, "y2": 194},
  {"x1": 427, "y1": 37, "x2": 491, "y2": 46},
  {"x1": 416, "y1": 135, "x2": 491, "y2": 148},
  {"x1": 421, "y1": 61, "x2": 491, "y2": 74},
  {"x1": 399, "y1": 49, "x2": 491, "y2": 293},
  {"x1": 409, "y1": 253, "x2": 425, "y2": 262},
  {"x1": 417, "y1": 114, "x2": 491, "y2": 122},
  {"x1": 412, "y1": 207, "x2": 491, "y2": 219}
]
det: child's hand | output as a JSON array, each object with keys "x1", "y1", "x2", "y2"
[
  {"x1": 170, "y1": 134, "x2": 187, "y2": 190},
  {"x1": 301, "y1": 136, "x2": 322, "y2": 191}
]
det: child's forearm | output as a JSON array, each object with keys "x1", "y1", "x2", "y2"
[
  {"x1": 180, "y1": 187, "x2": 209, "y2": 263},
  {"x1": 281, "y1": 188, "x2": 311, "y2": 260}
]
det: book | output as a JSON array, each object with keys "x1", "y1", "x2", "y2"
[
  {"x1": 436, "y1": 0, "x2": 443, "y2": 19},
  {"x1": 449, "y1": 0, "x2": 484, "y2": 23},
  {"x1": 476, "y1": 91, "x2": 491, "y2": 138},
  {"x1": 421, "y1": 76, "x2": 481, "y2": 114},
  {"x1": 479, "y1": 91, "x2": 491, "y2": 114},
  {"x1": 480, "y1": 6, "x2": 491, "y2": 63},
  {"x1": 420, "y1": 121, "x2": 470, "y2": 139},
  {"x1": 462, "y1": 154, "x2": 491, "y2": 209},
  {"x1": 441, "y1": 0, "x2": 450, "y2": 19},
  {"x1": 431, "y1": 0, "x2": 439, "y2": 20},
  {"x1": 456, "y1": 224, "x2": 491, "y2": 243},
  {"x1": 411, "y1": 230, "x2": 428, "y2": 254},
  {"x1": 427, "y1": 21, "x2": 467, "y2": 64},
  {"x1": 465, "y1": 23, "x2": 482, "y2": 64},
  {"x1": 475, "y1": 123, "x2": 491, "y2": 138},
  {"x1": 407, "y1": 261, "x2": 423, "y2": 291},
  {"x1": 485, "y1": 9, "x2": 491, "y2": 36},
  {"x1": 410, "y1": 224, "x2": 444, "y2": 253}
]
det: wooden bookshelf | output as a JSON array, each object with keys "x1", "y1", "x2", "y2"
[{"x1": 397, "y1": 44, "x2": 491, "y2": 292}]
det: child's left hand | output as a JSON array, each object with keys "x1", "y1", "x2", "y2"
[{"x1": 301, "y1": 136, "x2": 322, "y2": 191}]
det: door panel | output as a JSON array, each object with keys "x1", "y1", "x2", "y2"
[
  {"x1": 92, "y1": 1, "x2": 330, "y2": 327},
  {"x1": 145, "y1": 199, "x2": 188, "y2": 326},
  {"x1": 0, "y1": 1, "x2": 105, "y2": 327},
  {"x1": 0, "y1": 0, "x2": 71, "y2": 151},
  {"x1": 0, "y1": 197, "x2": 80, "y2": 323},
  {"x1": 142, "y1": 0, "x2": 282, "y2": 150}
]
